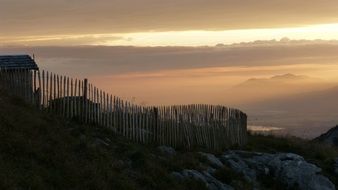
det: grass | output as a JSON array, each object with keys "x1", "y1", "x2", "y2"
[
  {"x1": 0, "y1": 89, "x2": 205, "y2": 190},
  {"x1": 0, "y1": 87, "x2": 337, "y2": 189}
]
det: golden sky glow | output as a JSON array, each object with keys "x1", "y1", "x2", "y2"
[
  {"x1": 2, "y1": 0, "x2": 338, "y2": 46},
  {"x1": 82, "y1": 63, "x2": 338, "y2": 107},
  {"x1": 2, "y1": 0, "x2": 338, "y2": 137},
  {"x1": 2, "y1": 0, "x2": 338, "y2": 36},
  {"x1": 2, "y1": 2, "x2": 338, "y2": 104},
  {"x1": 2, "y1": 23, "x2": 338, "y2": 46},
  {"x1": 101, "y1": 23, "x2": 338, "y2": 46}
]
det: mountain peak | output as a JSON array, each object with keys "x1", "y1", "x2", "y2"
[
  {"x1": 271, "y1": 73, "x2": 304, "y2": 80},
  {"x1": 238, "y1": 73, "x2": 311, "y2": 86},
  {"x1": 233, "y1": 73, "x2": 327, "y2": 99}
]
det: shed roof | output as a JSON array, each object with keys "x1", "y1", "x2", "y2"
[{"x1": 0, "y1": 55, "x2": 38, "y2": 70}]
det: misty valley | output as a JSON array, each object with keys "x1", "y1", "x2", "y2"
[{"x1": 2, "y1": 1, "x2": 338, "y2": 189}]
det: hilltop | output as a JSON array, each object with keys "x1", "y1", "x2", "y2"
[
  {"x1": 0, "y1": 86, "x2": 338, "y2": 190},
  {"x1": 315, "y1": 125, "x2": 338, "y2": 147},
  {"x1": 0, "y1": 87, "x2": 209, "y2": 190}
]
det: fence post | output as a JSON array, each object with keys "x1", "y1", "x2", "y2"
[
  {"x1": 83, "y1": 78, "x2": 88, "y2": 123},
  {"x1": 0, "y1": 68, "x2": 249, "y2": 151}
]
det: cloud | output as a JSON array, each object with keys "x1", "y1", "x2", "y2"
[
  {"x1": 1, "y1": 39, "x2": 338, "y2": 77},
  {"x1": 1, "y1": 0, "x2": 338, "y2": 37},
  {"x1": 1, "y1": 40, "x2": 338, "y2": 106},
  {"x1": 0, "y1": 35, "x2": 126, "y2": 46}
]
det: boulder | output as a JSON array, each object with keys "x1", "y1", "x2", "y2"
[
  {"x1": 179, "y1": 169, "x2": 234, "y2": 190},
  {"x1": 90, "y1": 138, "x2": 110, "y2": 147},
  {"x1": 221, "y1": 150, "x2": 242, "y2": 161},
  {"x1": 334, "y1": 158, "x2": 338, "y2": 175},
  {"x1": 308, "y1": 175, "x2": 337, "y2": 190},
  {"x1": 157, "y1": 146, "x2": 176, "y2": 157},
  {"x1": 263, "y1": 153, "x2": 335, "y2": 190},
  {"x1": 221, "y1": 151, "x2": 257, "y2": 182},
  {"x1": 221, "y1": 151, "x2": 336, "y2": 190},
  {"x1": 206, "y1": 167, "x2": 217, "y2": 175},
  {"x1": 202, "y1": 171, "x2": 234, "y2": 190},
  {"x1": 170, "y1": 171, "x2": 184, "y2": 181},
  {"x1": 246, "y1": 154, "x2": 273, "y2": 175},
  {"x1": 200, "y1": 152, "x2": 224, "y2": 169},
  {"x1": 181, "y1": 169, "x2": 208, "y2": 184},
  {"x1": 227, "y1": 159, "x2": 256, "y2": 182},
  {"x1": 233, "y1": 150, "x2": 264, "y2": 157}
]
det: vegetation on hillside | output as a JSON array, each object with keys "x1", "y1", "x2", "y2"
[
  {"x1": 0, "y1": 87, "x2": 337, "y2": 190},
  {"x1": 0, "y1": 89, "x2": 207, "y2": 190}
]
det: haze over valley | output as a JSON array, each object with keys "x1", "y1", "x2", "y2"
[
  {"x1": 2, "y1": 0, "x2": 338, "y2": 138},
  {"x1": 2, "y1": 40, "x2": 338, "y2": 138},
  {"x1": 4, "y1": 1, "x2": 338, "y2": 189}
]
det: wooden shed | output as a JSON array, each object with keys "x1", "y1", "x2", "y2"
[
  {"x1": 0, "y1": 55, "x2": 38, "y2": 70},
  {"x1": 0, "y1": 55, "x2": 39, "y2": 101}
]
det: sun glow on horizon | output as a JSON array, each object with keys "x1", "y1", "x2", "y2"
[
  {"x1": 3, "y1": 23, "x2": 338, "y2": 46},
  {"x1": 104, "y1": 23, "x2": 338, "y2": 46}
]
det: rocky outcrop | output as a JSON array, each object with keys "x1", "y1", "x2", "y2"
[
  {"x1": 90, "y1": 138, "x2": 110, "y2": 148},
  {"x1": 334, "y1": 158, "x2": 338, "y2": 175},
  {"x1": 199, "y1": 152, "x2": 224, "y2": 169},
  {"x1": 157, "y1": 146, "x2": 176, "y2": 157},
  {"x1": 172, "y1": 148, "x2": 335, "y2": 190},
  {"x1": 221, "y1": 151, "x2": 335, "y2": 190},
  {"x1": 172, "y1": 169, "x2": 234, "y2": 190}
]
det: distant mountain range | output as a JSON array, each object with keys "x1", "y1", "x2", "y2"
[
  {"x1": 244, "y1": 85, "x2": 338, "y2": 113},
  {"x1": 238, "y1": 75, "x2": 338, "y2": 138},
  {"x1": 235, "y1": 73, "x2": 319, "y2": 88},
  {"x1": 230, "y1": 73, "x2": 334, "y2": 105}
]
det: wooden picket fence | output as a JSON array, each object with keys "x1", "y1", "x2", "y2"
[{"x1": 0, "y1": 68, "x2": 247, "y2": 150}]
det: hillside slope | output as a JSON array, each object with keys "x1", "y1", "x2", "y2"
[
  {"x1": 315, "y1": 125, "x2": 338, "y2": 147},
  {"x1": 1, "y1": 87, "x2": 338, "y2": 190},
  {"x1": 0, "y1": 88, "x2": 208, "y2": 190}
]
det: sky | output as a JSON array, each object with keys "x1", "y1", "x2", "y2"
[
  {"x1": 2, "y1": 0, "x2": 338, "y2": 101},
  {"x1": 2, "y1": 0, "x2": 338, "y2": 136},
  {"x1": 2, "y1": 0, "x2": 338, "y2": 46},
  {"x1": 2, "y1": 41, "x2": 338, "y2": 105}
]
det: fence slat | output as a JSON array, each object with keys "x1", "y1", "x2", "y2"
[{"x1": 0, "y1": 68, "x2": 247, "y2": 151}]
